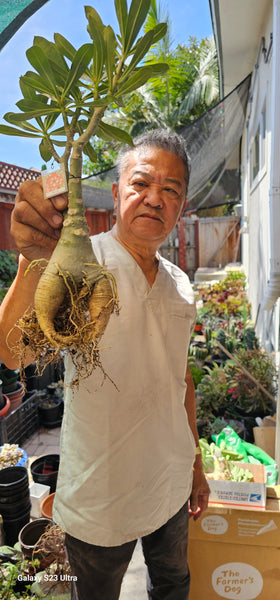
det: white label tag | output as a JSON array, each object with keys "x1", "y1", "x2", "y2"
[{"x1": 41, "y1": 164, "x2": 68, "y2": 198}]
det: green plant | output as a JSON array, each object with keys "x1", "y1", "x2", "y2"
[
  {"x1": 226, "y1": 347, "x2": 277, "y2": 415},
  {"x1": 197, "y1": 271, "x2": 250, "y2": 318},
  {"x1": 0, "y1": 251, "x2": 18, "y2": 301},
  {"x1": 0, "y1": 544, "x2": 40, "y2": 599},
  {"x1": 0, "y1": 0, "x2": 168, "y2": 382},
  {"x1": 196, "y1": 363, "x2": 234, "y2": 420},
  {"x1": 199, "y1": 438, "x2": 252, "y2": 481}
]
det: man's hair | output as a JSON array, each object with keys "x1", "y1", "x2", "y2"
[{"x1": 116, "y1": 129, "x2": 191, "y2": 193}]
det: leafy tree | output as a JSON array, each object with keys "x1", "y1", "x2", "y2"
[{"x1": 84, "y1": 0, "x2": 219, "y2": 173}]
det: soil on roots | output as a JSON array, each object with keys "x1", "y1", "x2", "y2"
[{"x1": 16, "y1": 274, "x2": 118, "y2": 387}]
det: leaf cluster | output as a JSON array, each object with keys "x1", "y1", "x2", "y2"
[
  {"x1": 0, "y1": 0, "x2": 169, "y2": 168},
  {"x1": 0, "y1": 544, "x2": 40, "y2": 599}
]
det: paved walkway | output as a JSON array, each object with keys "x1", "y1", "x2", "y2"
[{"x1": 23, "y1": 426, "x2": 148, "y2": 599}]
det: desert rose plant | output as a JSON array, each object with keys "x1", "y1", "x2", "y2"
[{"x1": 0, "y1": 0, "x2": 168, "y2": 382}]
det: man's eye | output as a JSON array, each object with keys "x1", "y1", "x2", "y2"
[
  {"x1": 164, "y1": 187, "x2": 179, "y2": 197},
  {"x1": 133, "y1": 181, "x2": 147, "y2": 189}
]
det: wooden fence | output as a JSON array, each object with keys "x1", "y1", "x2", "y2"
[{"x1": 160, "y1": 216, "x2": 241, "y2": 280}]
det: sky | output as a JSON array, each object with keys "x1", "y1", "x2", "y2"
[{"x1": 0, "y1": 0, "x2": 213, "y2": 171}]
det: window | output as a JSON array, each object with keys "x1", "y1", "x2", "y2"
[
  {"x1": 252, "y1": 126, "x2": 260, "y2": 181},
  {"x1": 250, "y1": 100, "x2": 266, "y2": 186}
]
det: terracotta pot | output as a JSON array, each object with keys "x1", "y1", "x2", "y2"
[
  {"x1": 0, "y1": 394, "x2": 11, "y2": 418},
  {"x1": 0, "y1": 365, "x2": 20, "y2": 393},
  {"x1": 6, "y1": 381, "x2": 25, "y2": 415},
  {"x1": 41, "y1": 492, "x2": 55, "y2": 519}
]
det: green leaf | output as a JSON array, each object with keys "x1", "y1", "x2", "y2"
[
  {"x1": 114, "y1": 0, "x2": 128, "y2": 40},
  {"x1": 146, "y1": 62, "x2": 169, "y2": 77},
  {"x1": 21, "y1": 71, "x2": 58, "y2": 97},
  {"x1": 4, "y1": 113, "x2": 43, "y2": 133},
  {"x1": 115, "y1": 65, "x2": 160, "y2": 95},
  {"x1": 33, "y1": 36, "x2": 69, "y2": 74},
  {"x1": 50, "y1": 126, "x2": 67, "y2": 136},
  {"x1": 97, "y1": 121, "x2": 133, "y2": 145},
  {"x1": 26, "y1": 45, "x2": 58, "y2": 97},
  {"x1": 147, "y1": 22, "x2": 168, "y2": 45},
  {"x1": 16, "y1": 99, "x2": 54, "y2": 113},
  {"x1": 19, "y1": 76, "x2": 37, "y2": 100},
  {"x1": 63, "y1": 43, "x2": 93, "y2": 98},
  {"x1": 9, "y1": 105, "x2": 60, "y2": 121},
  {"x1": 85, "y1": 6, "x2": 105, "y2": 85},
  {"x1": 44, "y1": 112, "x2": 61, "y2": 131},
  {"x1": 119, "y1": 29, "x2": 154, "y2": 79},
  {"x1": 39, "y1": 138, "x2": 53, "y2": 162},
  {"x1": 125, "y1": 0, "x2": 151, "y2": 54},
  {"x1": 83, "y1": 142, "x2": 97, "y2": 163},
  {"x1": 54, "y1": 33, "x2": 76, "y2": 61},
  {"x1": 0, "y1": 124, "x2": 41, "y2": 138},
  {"x1": 103, "y1": 26, "x2": 117, "y2": 91},
  {"x1": 52, "y1": 139, "x2": 67, "y2": 147}
]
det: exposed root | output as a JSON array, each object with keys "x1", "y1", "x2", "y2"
[{"x1": 16, "y1": 263, "x2": 119, "y2": 387}]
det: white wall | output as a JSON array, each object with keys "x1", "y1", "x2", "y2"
[{"x1": 241, "y1": 3, "x2": 279, "y2": 351}]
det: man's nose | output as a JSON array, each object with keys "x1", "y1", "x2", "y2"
[{"x1": 143, "y1": 184, "x2": 163, "y2": 208}]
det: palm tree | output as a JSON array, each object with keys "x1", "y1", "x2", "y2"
[{"x1": 106, "y1": 2, "x2": 218, "y2": 134}]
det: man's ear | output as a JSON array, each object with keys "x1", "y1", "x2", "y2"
[
  {"x1": 178, "y1": 198, "x2": 188, "y2": 220},
  {"x1": 112, "y1": 182, "x2": 119, "y2": 210}
]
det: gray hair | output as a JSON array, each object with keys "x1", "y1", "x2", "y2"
[{"x1": 116, "y1": 129, "x2": 191, "y2": 192}]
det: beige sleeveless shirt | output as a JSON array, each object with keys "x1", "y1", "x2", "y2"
[{"x1": 53, "y1": 232, "x2": 196, "y2": 546}]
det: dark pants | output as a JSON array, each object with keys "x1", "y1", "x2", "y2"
[{"x1": 65, "y1": 502, "x2": 190, "y2": 600}]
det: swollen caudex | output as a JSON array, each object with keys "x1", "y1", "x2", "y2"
[{"x1": 16, "y1": 164, "x2": 118, "y2": 384}]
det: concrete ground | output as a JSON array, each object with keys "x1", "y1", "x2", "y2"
[{"x1": 23, "y1": 426, "x2": 148, "y2": 599}]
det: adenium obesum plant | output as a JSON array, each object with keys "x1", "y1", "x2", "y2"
[{"x1": 0, "y1": 0, "x2": 168, "y2": 381}]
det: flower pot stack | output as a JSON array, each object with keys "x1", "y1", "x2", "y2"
[{"x1": 0, "y1": 465, "x2": 31, "y2": 545}]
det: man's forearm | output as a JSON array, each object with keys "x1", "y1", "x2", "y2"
[{"x1": 0, "y1": 255, "x2": 41, "y2": 368}]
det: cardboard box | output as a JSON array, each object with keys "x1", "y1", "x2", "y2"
[
  {"x1": 207, "y1": 463, "x2": 266, "y2": 510},
  {"x1": 253, "y1": 426, "x2": 276, "y2": 458},
  {"x1": 188, "y1": 497, "x2": 280, "y2": 599}
]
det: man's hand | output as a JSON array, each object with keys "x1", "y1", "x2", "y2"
[
  {"x1": 11, "y1": 178, "x2": 68, "y2": 262},
  {"x1": 189, "y1": 460, "x2": 210, "y2": 521}
]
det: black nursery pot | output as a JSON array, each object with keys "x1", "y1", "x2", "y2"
[
  {"x1": 31, "y1": 454, "x2": 60, "y2": 494},
  {"x1": 38, "y1": 396, "x2": 63, "y2": 426}
]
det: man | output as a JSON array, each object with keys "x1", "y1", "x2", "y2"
[{"x1": 0, "y1": 129, "x2": 209, "y2": 599}]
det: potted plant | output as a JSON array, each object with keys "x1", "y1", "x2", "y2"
[
  {"x1": 0, "y1": 543, "x2": 40, "y2": 599},
  {"x1": 38, "y1": 395, "x2": 63, "y2": 427},
  {"x1": 225, "y1": 347, "x2": 277, "y2": 417}
]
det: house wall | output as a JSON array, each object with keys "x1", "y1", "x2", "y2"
[
  {"x1": 240, "y1": 2, "x2": 278, "y2": 351},
  {"x1": 0, "y1": 200, "x2": 113, "y2": 252}
]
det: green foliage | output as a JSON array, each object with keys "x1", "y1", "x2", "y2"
[
  {"x1": 0, "y1": 0, "x2": 168, "y2": 174},
  {"x1": 83, "y1": 138, "x2": 117, "y2": 177},
  {"x1": 199, "y1": 438, "x2": 252, "y2": 481},
  {"x1": 0, "y1": 545, "x2": 40, "y2": 599},
  {"x1": 226, "y1": 347, "x2": 277, "y2": 415},
  {"x1": 196, "y1": 363, "x2": 233, "y2": 419},
  {"x1": 197, "y1": 271, "x2": 249, "y2": 318},
  {"x1": 0, "y1": 251, "x2": 18, "y2": 300}
]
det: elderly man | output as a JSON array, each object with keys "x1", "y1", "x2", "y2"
[{"x1": 0, "y1": 129, "x2": 209, "y2": 600}]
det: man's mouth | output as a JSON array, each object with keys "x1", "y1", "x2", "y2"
[{"x1": 137, "y1": 213, "x2": 162, "y2": 222}]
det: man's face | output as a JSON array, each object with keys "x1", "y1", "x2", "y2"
[{"x1": 112, "y1": 146, "x2": 187, "y2": 249}]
